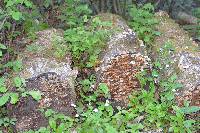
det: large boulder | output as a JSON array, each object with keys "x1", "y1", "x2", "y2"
[
  {"x1": 152, "y1": 11, "x2": 200, "y2": 107},
  {"x1": 7, "y1": 29, "x2": 78, "y2": 132},
  {"x1": 95, "y1": 13, "x2": 151, "y2": 107}
]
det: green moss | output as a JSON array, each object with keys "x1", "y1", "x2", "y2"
[{"x1": 153, "y1": 12, "x2": 199, "y2": 53}]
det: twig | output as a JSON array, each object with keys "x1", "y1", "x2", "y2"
[{"x1": 0, "y1": 16, "x2": 8, "y2": 31}]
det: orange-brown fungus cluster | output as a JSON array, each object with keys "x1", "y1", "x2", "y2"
[{"x1": 100, "y1": 53, "x2": 149, "y2": 105}]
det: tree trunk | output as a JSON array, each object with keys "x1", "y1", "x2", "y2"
[{"x1": 113, "y1": 0, "x2": 118, "y2": 13}]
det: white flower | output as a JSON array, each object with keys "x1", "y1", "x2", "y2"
[
  {"x1": 93, "y1": 108, "x2": 98, "y2": 113},
  {"x1": 105, "y1": 100, "x2": 109, "y2": 107},
  {"x1": 130, "y1": 61, "x2": 135, "y2": 65},
  {"x1": 71, "y1": 103, "x2": 76, "y2": 107},
  {"x1": 75, "y1": 114, "x2": 79, "y2": 117},
  {"x1": 91, "y1": 85, "x2": 95, "y2": 88}
]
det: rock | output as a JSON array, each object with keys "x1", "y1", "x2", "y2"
[
  {"x1": 152, "y1": 11, "x2": 200, "y2": 107},
  {"x1": 95, "y1": 13, "x2": 151, "y2": 107},
  {"x1": 8, "y1": 29, "x2": 78, "y2": 132},
  {"x1": 176, "y1": 12, "x2": 199, "y2": 25}
]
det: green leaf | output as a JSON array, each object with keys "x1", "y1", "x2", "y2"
[
  {"x1": 143, "y1": 3, "x2": 154, "y2": 11},
  {"x1": 86, "y1": 62, "x2": 94, "y2": 68},
  {"x1": 10, "y1": 118, "x2": 17, "y2": 125},
  {"x1": 38, "y1": 127, "x2": 48, "y2": 132},
  {"x1": 172, "y1": 83, "x2": 183, "y2": 90},
  {"x1": 16, "y1": 0, "x2": 24, "y2": 4},
  {"x1": 21, "y1": 92, "x2": 28, "y2": 97},
  {"x1": 10, "y1": 93, "x2": 19, "y2": 104},
  {"x1": 13, "y1": 77, "x2": 22, "y2": 88},
  {"x1": 180, "y1": 106, "x2": 200, "y2": 114},
  {"x1": 11, "y1": 11, "x2": 22, "y2": 21},
  {"x1": 83, "y1": 15, "x2": 89, "y2": 22},
  {"x1": 56, "y1": 123, "x2": 65, "y2": 133},
  {"x1": 24, "y1": 0, "x2": 32, "y2": 8},
  {"x1": 183, "y1": 120, "x2": 195, "y2": 128},
  {"x1": 0, "y1": 119, "x2": 3, "y2": 126},
  {"x1": 28, "y1": 90, "x2": 42, "y2": 101},
  {"x1": 6, "y1": 0, "x2": 14, "y2": 7},
  {"x1": 105, "y1": 123, "x2": 117, "y2": 133},
  {"x1": 49, "y1": 118, "x2": 57, "y2": 131},
  {"x1": 165, "y1": 92, "x2": 174, "y2": 101},
  {"x1": 0, "y1": 86, "x2": 7, "y2": 93},
  {"x1": 0, "y1": 93, "x2": 10, "y2": 106},
  {"x1": 0, "y1": 44, "x2": 7, "y2": 49},
  {"x1": 45, "y1": 109, "x2": 55, "y2": 117},
  {"x1": 99, "y1": 83, "x2": 109, "y2": 95},
  {"x1": 154, "y1": 31, "x2": 161, "y2": 36},
  {"x1": 144, "y1": 36, "x2": 150, "y2": 42},
  {"x1": 154, "y1": 61, "x2": 161, "y2": 68},
  {"x1": 4, "y1": 22, "x2": 12, "y2": 30},
  {"x1": 152, "y1": 70, "x2": 159, "y2": 77},
  {"x1": 0, "y1": 78, "x2": 7, "y2": 93},
  {"x1": 13, "y1": 60, "x2": 23, "y2": 72},
  {"x1": 169, "y1": 74, "x2": 177, "y2": 82}
]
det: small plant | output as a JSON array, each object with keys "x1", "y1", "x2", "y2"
[
  {"x1": 0, "y1": 0, "x2": 33, "y2": 31},
  {"x1": 22, "y1": 5, "x2": 49, "y2": 40},
  {"x1": 26, "y1": 44, "x2": 44, "y2": 53},
  {"x1": 192, "y1": 7, "x2": 200, "y2": 18},
  {"x1": 0, "y1": 75, "x2": 42, "y2": 132},
  {"x1": 51, "y1": 35, "x2": 68, "y2": 60},
  {"x1": 0, "y1": 76, "x2": 42, "y2": 107},
  {"x1": 0, "y1": 44, "x2": 7, "y2": 58},
  {"x1": 64, "y1": 17, "x2": 111, "y2": 68},
  {"x1": 0, "y1": 1, "x2": 199, "y2": 132},
  {"x1": 128, "y1": 3, "x2": 161, "y2": 44},
  {"x1": 25, "y1": 109, "x2": 74, "y2": 133},
  {"x1": 79, "y1": 74, "x2": 110, "y2": 104},
  {"x1": 57, "y1": 0, "x2": 92, "y2": 28},
  {"x1": 0, "y1": 52, "x2": 41, "y2": 131},
  {"x1": 0, "y1": 116, "x2": 16, "y2": 128}
]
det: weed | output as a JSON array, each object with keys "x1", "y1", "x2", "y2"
[
  {"x1": 0, "y1": 57, "x2": 42, "y2": 131},
  {"x1": 57, "y1": 0, "x2": 92, "y2": 28},
  {"x1": 0, "y1": 2, "x2": 199, "y2": 133},
  {"x1": 128, "y1": 3, "x2": 161, "y2": 44},
  {"x1": 64, "y1": 17, "x2": 111, "y2": 68},
  {"x1": 51, "y1": 35, "x2": 68, "y2": 60},
  {"x1": 24, "y1": 43, "x2": 199, "y2": 132}
]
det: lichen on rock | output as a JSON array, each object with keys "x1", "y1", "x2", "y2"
[
  {"x1": 8, "y1": 29, "x2": 78, "y2": 132},
  {"x1": 152, "y1": 11, "x2": 200, "y2": 107},
  {"x1": 95, "y1": 13, "x2": 151, "y2": 107}
]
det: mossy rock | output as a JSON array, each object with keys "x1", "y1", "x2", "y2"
[
  {"x1": 94, "y1": 13, "x2": 151, "y2": 107},
  {"x1": 152, "y1": 11, "x2": 200, "y2": 106},
  {"x1": 7, "y1": 29, "x2": 78, "y2": 132}
]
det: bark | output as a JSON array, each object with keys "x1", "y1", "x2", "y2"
[
  {"x1": 123, "y1": 0, "x2": 127, "y2": 16},
  {"x1": 113, "y1": 0, "x2": 118, "y2": 13},
  {"x1": 100, "y1": 0, "x2": 106, "y2": 12},
  {"x1": 116, "y1": 0, "x2": 122, "y2": 15},
  {"x1": 89, "y1": 0, "x2": 100, "y2": 14}
]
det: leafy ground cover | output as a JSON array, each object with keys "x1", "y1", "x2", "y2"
[{"x1": 0, "y1": 1, "x2": 199, "y2": 133}]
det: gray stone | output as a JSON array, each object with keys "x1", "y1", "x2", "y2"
[
  {"x1": 94, "y1": 13, "x2": 151, "y2": 107},
  {"x1": 8, "y1": 29, "x2": 78, "y2": 132},
  {"x1": 152, "y1": 11, "x2": 200, "y2": 106}
]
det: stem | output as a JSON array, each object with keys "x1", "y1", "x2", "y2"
[{"x1": 0, "y1": 16, "x2": 8, "y2": 31}]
